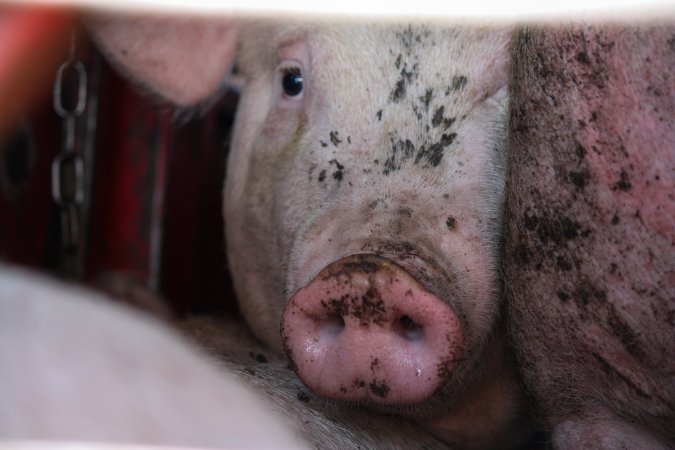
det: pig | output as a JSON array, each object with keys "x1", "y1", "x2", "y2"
[
  {"x1": 0, "y1": 263, "x2": 305, "y2": 449},
  {"x1": 0, "y1": 263, "x2": 451, "y2": 449},
  {"x1": 504, "y1": 24, "x2": 674, "y2": 448},
  {"x1": 89, "y1": 14, "x2": 531, "y2": 449}
]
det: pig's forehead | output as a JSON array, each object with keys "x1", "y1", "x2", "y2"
[{"x1": 237, "y1": 20, "x2": 509, "y2": 74}]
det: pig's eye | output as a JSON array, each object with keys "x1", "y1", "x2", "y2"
[{"x1": 282, "y1": 67, "x2": 303, "y2": 97}]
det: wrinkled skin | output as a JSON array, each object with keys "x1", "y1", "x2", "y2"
[
  {"x1": 0, "y1": 265, "x2": 448, "y2": 449},
  {"x1": 89, "y1": 16, "x2": 530, "y2": 448},
  {"x1": 505, "y1": 24, "x2": 674, "y2": 448}
]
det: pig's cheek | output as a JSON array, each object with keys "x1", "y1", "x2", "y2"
[{"x1": 261, "y1": 108, "x2": 305, "y2": 139}]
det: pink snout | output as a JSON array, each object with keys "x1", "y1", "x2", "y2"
[{"x1": 281, "y1": 254, "x2": 463, "y2": 404}]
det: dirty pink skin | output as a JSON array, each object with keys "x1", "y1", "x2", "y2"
[
  {"x1": 282, "y1": 255, "x2": 463, "y2": 404},
  {"x1": 223, "y1": 21, "x2": 530, "y2": 448},
  {"x1": 505, "y1": 24, "x2": 674, "y2": 448},
  {"x1": 88, "y1": 16, "x2": 531, "y2": 448},
  {"x1": 227, "y1": 21, "x2": 509, "y2": 404}
]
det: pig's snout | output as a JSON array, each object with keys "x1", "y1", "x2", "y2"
[{"x1": 281, "y1": 254, "x2": 463, "y2": 404}]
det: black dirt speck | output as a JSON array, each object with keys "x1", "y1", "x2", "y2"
[
  {"x1": 451, "y1": 75, "x2": 467, "y2": 90},
  {"x1": 612, "y1": 169, "x2": 632, "y2": 191},
  {"x1": 369, "y1": 381, "x2": 390, "y2": 398},
  {"x1": 575, "y1": 51, "x2": 591, "y2": 64},
  {"x1": 568, "y1": 170, "x2": 589, "y2": 189},
  {"x1": 330, "y1": 131, "x2": 342, "y2": 147}
]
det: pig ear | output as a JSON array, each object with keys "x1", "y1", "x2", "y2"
[{"x1": 87, "y1": 13, "x2": 239, "y2": 106}]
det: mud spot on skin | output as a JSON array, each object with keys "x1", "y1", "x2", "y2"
[
  {"x1": 397, "y1": 206, "x2": 413, "y2": 218},
  {"x1": 354, "y1": 293, "x2": 387, "y2": 324},
  {"x1": 391, "y1": 77, "x2": 407, "y2": 103},
  {"x1": 575, "y1": 51, "x2": 591, "y2": 64},
  {"x1": 568, "y1": 169, "x2": 590, "y2": 189},
  {"x1": 432, "y1": 107, "x2": 444, "y2": 127},
  {"x1": 523, "y1": 210, "x2": 588, "y2": 245},
  {"x1": 451, "y1": 75, "x2": 467, "y2": 91},
  {"x1": 368, "y1": 241, "x2": 416, "y2": 255},
  {"x1": 329, "y1": 131, "x2": 342, "y2": 147},
  {"x1": 411, "y1": 104, "x2": 423, "y2": 120},
  {"x1": 413, "y1": 133, "x2": 457, "y2": 168},
  {"x1": 431, "y1": 106, "x2": 456, "y2": 130},
  {"x1": 446, "y1": 216, "x2": 456, "y2": 230},
  {"x1": 352, "y1": 379, "x2": 366, "y2": 389},
  {"x1": 320, "y1": 141, "x2": 328, "y2": 147},
  {"x1": 611, "y1": 214, "x2": 620, "y2": 225},
  {"x1": 321, "y1": 297, "x2": 349, "y2": 318},
  {"x1": 612, "y1": 169, "x2": 632, "y2": 191},
  {"x1": 575, "y1": 143, "x2": 587, "y2": 159},
  {"x1": 573, "y1": 279, "x2": 607, "y2": 307},
  {"x1": 395, "y1": 25, "x2": 429, "y2": 55},
  {"x1": 329, "y1": 159, "x2": 344, "y2": 182},
  {"x1": 323, "y1": 259, "x2": 380, "y2": 280},
  {"x1": 368, "y1": 198, "x2": 386, "y2": 210},
  {"x1": 420, "y1": 88, "x2": 433, "y2": 110},
  {"x1": 390, "y1": 63, "x2": 418, "y2": 103},
  {"x1": 376, "y1": 109, "x2": 383, "y2": 121},
  {"x1": 318, "y1": 170, "x2": 326, "y2": 182},
  {"x1": 436, "y1": 357, "x2": 452, "y2": 380},
  {"x1": 383, "y1": 137, "x2": 415, "y2": 175},
  {"x1": 369, "y1": 380, "x2": 390, "y2": 398}
]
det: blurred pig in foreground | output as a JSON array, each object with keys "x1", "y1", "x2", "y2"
[{"x1": 0, "y1": 264, "x2": 449, "y2": 449}]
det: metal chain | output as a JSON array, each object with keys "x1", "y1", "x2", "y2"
[{"x1": 52, "y1": 30, "x2": 87, "y2": 268}]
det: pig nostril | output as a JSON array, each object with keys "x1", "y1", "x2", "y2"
[
  {"x1": 319, "y1": 314, "x2": 345, "y2": 336},
  {"x1": 396, "y1": 315, "x2": 424, "y2": 341}
]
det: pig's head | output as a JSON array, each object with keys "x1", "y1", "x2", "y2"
[
  {"x1": 88, "y1": 14, "x2": 523, "y2": 442},
  {"x1": 225, "y1": 21, "x2": 510, "y2": 410}
]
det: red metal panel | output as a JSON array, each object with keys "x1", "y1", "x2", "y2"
[{"x1": 85, "y1": 62, "x2": 171, "y2": 286}]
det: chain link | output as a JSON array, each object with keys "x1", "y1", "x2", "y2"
[{"x1": 51, "y1": 30, "x2": 87, "y2": 255}]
